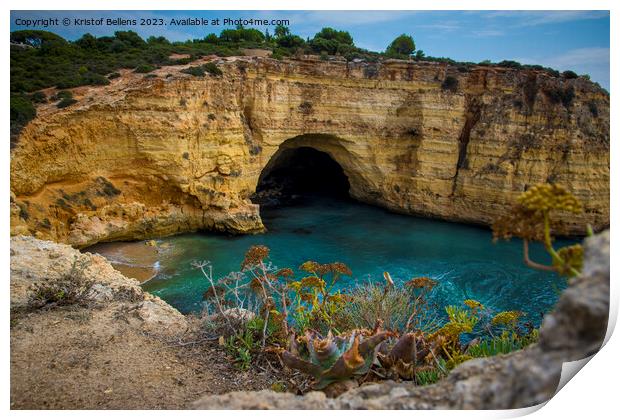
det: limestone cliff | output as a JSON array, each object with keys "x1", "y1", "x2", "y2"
[{"x1": 10, "y1": 56, "x2": 610, "y2": 246}]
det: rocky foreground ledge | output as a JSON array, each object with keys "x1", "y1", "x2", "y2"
[
  {"x1": 193, "y1": 231, "x2": 610, "y2": 409},
  {"x1": 10, "y1": 236, "x2": 282, "y2": 409},
  {"x1": 10, "y1": 235, "x2": 188, "y2": 333}
]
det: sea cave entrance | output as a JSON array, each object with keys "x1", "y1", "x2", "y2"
[{"x1": 253, "y1": 146, "x2": 351, "y2": 208}]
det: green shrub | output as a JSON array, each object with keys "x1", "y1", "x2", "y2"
[
  {"x1": 57, "y1": 98, "x2": 78, "y2": 108},
  {"x1": 54, "y1": 90, "x2": 73, "y2": 100},
  {"x1": 588, "y1": 101, "x2": 599, "y2": 117},
  {"x1": 467, "y1": 329, "x2": 539, "y2": 358},
  {"x1": 562, "y1": 70, "x2": 578, "y2": 79},
  {"x1": 80, "y1": 72, "x2": 110, "y2": 86},
  {"x1": 95, "y1": 176, "x2": 121, "y2": 197},
  {"x1": 196, "y1": 243, "x2": 543, "y2": 390},
  {"x1": 29, "y1": 91, "x2": 47, "y2": 103},
  {"x1": 271, "y1": 49, "x2": 284, "y2": 60},
  {"x1": 28, "y1": 258, "x2": 94, "y2": 309},
  {"x1": 134, "y1": 64, "x2": 156, "y2": 73},
  {"x1": 441, "y1": 76, "x2": 459, "y2": 92},
  {"x1": 172, "y1": 57, "x2": 192, "y2": 65},
  {"x1": 10, "y1": 94, "x2": 36, "y2": 127},
  {"x1": 181, "y1": 65, "x2": 205, "y2": 76},
  {"x1": 497, "y1": 60, "x2": 523, "y2": 69},
  {"x1": 203, "y1": 62, "x2": 222, "y2": 76},
  {"x1": 108, "y1": 72, "x2": 121, "y2": 79},
  {"x1": 10, "y1": 94, "x2": 36, "y2": 144},
  {"x1": 543, "y1": 85, "x2": 575, "y2": 108},
  {"x1": 180, "y1": 62, "x2": 222, "y2": 77}
]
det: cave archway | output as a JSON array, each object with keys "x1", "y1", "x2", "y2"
[{"x1": 254, "y1": 145, "x2": 351, "y2": 207}]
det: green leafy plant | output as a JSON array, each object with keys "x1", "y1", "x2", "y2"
[
  {"x1": 225, "y1": 334, "x2": 253, "y2": 370},
  {"x1": 467, "y1": 329, "x2": 539, "y2": 358},
  {"x1": 414, "y1": 366, "x2": 443, "y2": 386}
]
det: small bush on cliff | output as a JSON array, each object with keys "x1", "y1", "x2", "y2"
[
  {"x1": 94, "y1": 176, "x2": 121, "y2": 197},
  {"x1": 57, "y1": 98, "x2": 78, "y2": 108},
  {"x1": 542, "y1": 85, "x2": 575, "y2": 108},
  {"x1": 181, "y1": 65, "x2": 206, "y2": 77},
  {"x1": 181, "y1": 62, "x2": 222, "y2": 77},
  {"x1": 29, "y1": 91, "x2": 47, "y2": 103},
  {"x1": 562, "y1": 70, "x2": 579, "y2": 79},
  {"x1": 10, "y1": 94, "x2": 36, "y2": 141},
  {"x1": 497, "y1": 60, "x2": 523, "y2": 69},
  {"x1": 134, "y1": 64, "x2": 157, "y2": 73},
  {"x1": 53, "y1": 90, "x2": 73, "y2": 101},
  {"x1": 441, "y1": 76, "x2": 459, "y2": 92},
  {"x1": 203, "y1": 62, "x2": 223, "y2": 76},
  {"x1": 28, "y1": 257, "x2": 94, "y2": 309},
  {"x1": 588, "y1": 101, "x2": 599, "y2": 117}
]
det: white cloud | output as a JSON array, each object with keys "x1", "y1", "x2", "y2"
[
  {"x1": 417, "y1": 22, "x2": 461, "y2": 32},
  {"x1": 517, "y1": 47, "x2": 610, "y2": 89},
  {"x1": 299, "y1": 11, "x2": 418, "y2": 26},
  {"x1": 469, "y1": 29, "x2": 505, "y2": 37},
  {"x1": 483, "y1": 10, "x2": 609, "y2": 27},
  {"x1": 247, "y1": 10, "x2": 417, "y2": 28}
]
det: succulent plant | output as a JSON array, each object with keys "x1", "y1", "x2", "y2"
[
  {"x1": 376, "y1": 332, "x2": 430, "y2": 379},
  {"x1": 280, "y1": 329, "x2": 390, "y2": 389}
]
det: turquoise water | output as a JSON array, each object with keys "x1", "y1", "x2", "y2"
[{"x1": 142, "y1": 197, "x2": 568, "y2": 325}]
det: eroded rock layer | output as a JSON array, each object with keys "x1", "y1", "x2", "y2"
[{"x1": 10, "y1": 57, "x2": 609, "y2": 246}]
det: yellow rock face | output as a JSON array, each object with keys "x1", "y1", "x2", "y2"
[{"x1": 10, "y1": 57, "x2": 609, "y2": 247}]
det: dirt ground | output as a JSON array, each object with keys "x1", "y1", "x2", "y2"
[
  {"x1": 10, "y1": 304, "x2": 284, "y2": 409},
  {"x1": 9, "y1": 236, "x2": 287, "y2": 410}
]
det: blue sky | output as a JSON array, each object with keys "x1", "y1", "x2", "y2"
[{"x1": 11, "y1": 10, "x2": 610, "y2": 89}]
